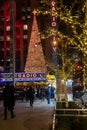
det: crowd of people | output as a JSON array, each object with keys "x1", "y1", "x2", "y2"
[
  {"x1": 2, "y1": 82, "x2": 56, "y2": 120},
  {"x1": 21, "y1": 85, "x2": 56, "y2": 104}
]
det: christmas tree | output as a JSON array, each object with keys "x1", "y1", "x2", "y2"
[{"x1": 24, "y1": 9, "x2": 46, "y2": 72}]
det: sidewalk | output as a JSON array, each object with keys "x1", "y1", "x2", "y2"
[{"x1": 0, "y1": 99, "x2": 55, "y2": 130}]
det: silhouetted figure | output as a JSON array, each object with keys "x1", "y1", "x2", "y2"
[
  {"x1": 21, "y1": 87, "x2": 27, "y2": 102},
  {"x1": 27, "y1": 86, "x2": 35, "y2": 107},
  {"x1": 39, "y1": 87, "x2": 45, "y2": 101},
  {"x1": 3, "y1": 83, "x2": 15, "y2": 120}
]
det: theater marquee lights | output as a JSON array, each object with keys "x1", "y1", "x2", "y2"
[{"x1": 0, "y1": 72, "x2": 46, "y2": 82}]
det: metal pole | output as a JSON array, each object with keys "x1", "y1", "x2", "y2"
[{"x1": 10, "y1": 0, "x2": 15, "y2": 86}]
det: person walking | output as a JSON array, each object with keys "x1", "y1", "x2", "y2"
[
  {"x1": 3, "y1": 83, "x2": 15, "y2": 120},
  {"x1": 46, "y1": 86, "x2": 51, "y2": 104},
  {"x1": 27, "y1": 86, "x2": 35, "y2": 107},
  {"x1": 39, "y1": 87, "x2": 45, "y2": 102}
]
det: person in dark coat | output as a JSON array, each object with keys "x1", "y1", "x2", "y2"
[
  {"x1": 27, "y1": 86, "x2": 35, "y2": 107},
  {"x1": 3, "y1": 83, "x2": 15, "y2": 120}
]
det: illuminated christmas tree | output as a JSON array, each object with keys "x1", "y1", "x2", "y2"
[{"x1": 24, "y1": 10, "x2": 46, "y2": 72}]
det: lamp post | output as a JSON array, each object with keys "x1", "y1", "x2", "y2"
[{"x1": 10, "y1": 0, "x2": 15, "y2": 86}]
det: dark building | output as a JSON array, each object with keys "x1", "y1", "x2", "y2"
[{"x1": 0, "y1": 0, "x2": 37, "y2": 72}]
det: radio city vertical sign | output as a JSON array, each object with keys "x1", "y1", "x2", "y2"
[
  {"x1": 51, "y1": 0, "x2": 57, "y2": 30},
  {"x1": 51, "y1": 0, "x2": 59, "y2": 65}
]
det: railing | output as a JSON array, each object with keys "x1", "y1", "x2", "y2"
[
  {"x1": 55, "y1": 108, "x2": 87, "y2": 116},
  {"x1": 52, "y1": 108, "x2": 87, "y2": 130}
]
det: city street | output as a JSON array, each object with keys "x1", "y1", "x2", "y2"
[
  {"x1": 0, "y1": 99, "x2": 55, "y2": 130},
  {"x1": 0, "y1": 0, "x2": 86, "y2": 130}
]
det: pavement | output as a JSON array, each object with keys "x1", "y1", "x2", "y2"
[{"x1": 0, "y1": 99, "x2": 55, "y2": 130}]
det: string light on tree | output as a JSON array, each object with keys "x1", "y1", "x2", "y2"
[{"x1": 24, "y1": 9, "x2": 46, "y2": 72}]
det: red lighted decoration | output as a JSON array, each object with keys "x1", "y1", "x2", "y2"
[{"x1": 75, "y1": 65, "x2": 81, "y2": 70}]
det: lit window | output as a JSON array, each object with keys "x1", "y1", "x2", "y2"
[
  {"x1": 0, "y1": 36, "x2": 4, "y2": 41},
  {"x1": 21, "y1": 8, "x2": 25, "y2": 12},
  {"x1": 7, "y1": 48, "x2": 10, "y2": 50},
  {"x1": 6, "y1": 59, "x2": 10, "y2": 62},
  {"x1": 23, "y1": 25, "x2": 28, "y2": 30},
  {"x1": 27, "y1": 7, "x2": 31, "y2": 11},
  {"x1": 6, "y1": 18, "x2": 10, "y2": 21},
  {"x1": 7, "y1": 36, "x2": 10, "y2": 41},
  {"x1": 23, "y1": 35, "x2": 28, "y2": 39},
  {"x1": 0, "y1": 66, "x2": 4, "y2": 71},
  {"x1": 27, "y1": 15, "x2": 31, "y2": 19},
  {"x1": 6, "y1": 26, "x2": 10, "y2": 31},
  {"x1": 22, "y1": 16, "x2": 25, "y2": 20}
]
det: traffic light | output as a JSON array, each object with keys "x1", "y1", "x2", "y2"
[
  {"x1": 74, "y1": 63, "x2": 83, "y2": 81},
  {"x1": 75, "y1": 64, "x2": 82, "y2": 70}
]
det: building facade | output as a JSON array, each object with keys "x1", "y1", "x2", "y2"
[
  {"x1": 0, "y1": 0, "x2": 84, "y2": 87},
  {"x1": 0, "y1": 0, "x2": 36, "y2": 72}
]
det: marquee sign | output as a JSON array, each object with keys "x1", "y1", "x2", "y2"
[{"x1": 0, "y1": 72, "x2": 46, "y2": 82}]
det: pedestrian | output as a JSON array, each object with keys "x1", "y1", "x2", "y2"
[
  {"x1": 39, "y1": 87, "x2": 45, "y2": 101},
  {"x1": 51, "y1": 86, "x2": 55, "y2": 104},
  {"x1": 21, "y1": 87, "x2": 27, "y2": 102},
  {"x1": 27, "y1": 86, "x2": 35, "y2": 107},
  {"x1": 51, "y1": 86, "x2": 55, "y2": 99},
  {"x1": 3, "y1": 83, "x2": 15, "y2": 120},
  {"x1": 46, "y1": 86, "x2": 51, "y2": 104}
]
